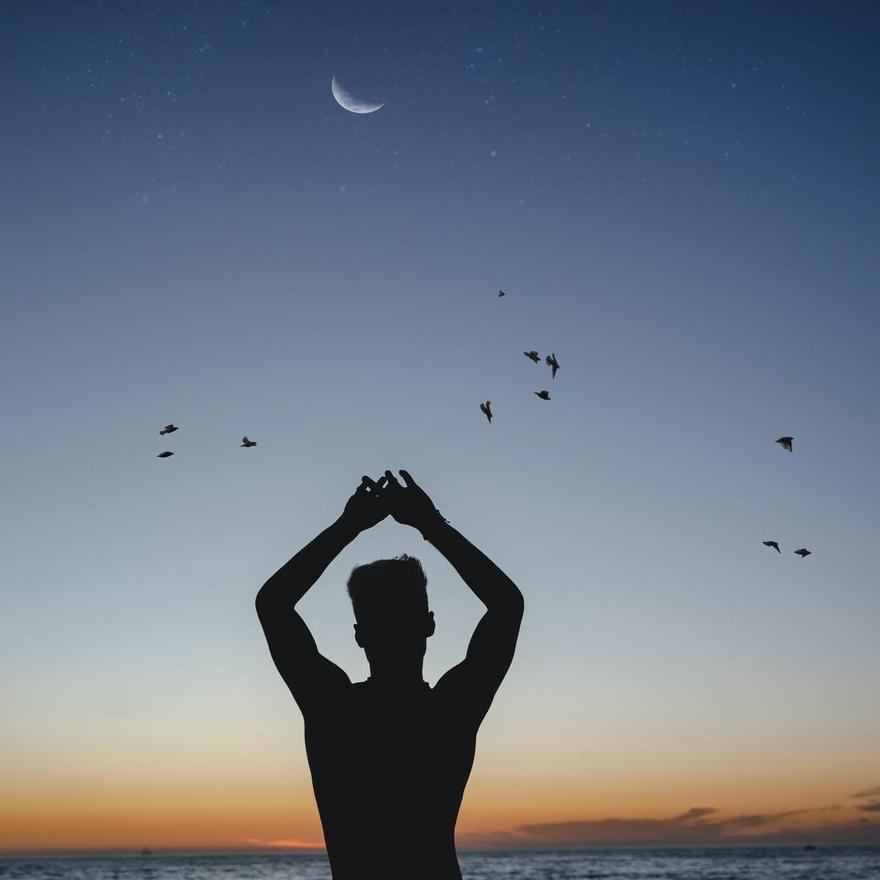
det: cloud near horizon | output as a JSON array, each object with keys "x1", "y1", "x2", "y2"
[
  {"x1": 673, "y1": 807, "x2": 717, "y2": 823},
  {"x1": 851, "y1": 786, "x2": 880, "y2": 814},
  {"x1": 459, "y1": 803, "x2": 880, "y2": 849},
  {"x1": 243, "y1": 837, "x2": 325, "y2": 850}
]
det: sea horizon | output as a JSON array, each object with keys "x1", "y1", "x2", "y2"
[
  {"x1": 4, "y1": 842, "x2": 880, "y2": 857},
  {"x1": 3, "y1": 846, "x2": 880, "y2": 880}
]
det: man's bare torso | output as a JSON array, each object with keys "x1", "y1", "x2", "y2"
[{"x1": 304, "y1": 679, "x2": 479, "y2": 880}]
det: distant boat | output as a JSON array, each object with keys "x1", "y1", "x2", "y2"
[
  {"x1": 140, "y1": 847, "x2": 153, "y2": 856},
  {"x1": 803, "y1": 844, "x2": 817, "y2": 851}
]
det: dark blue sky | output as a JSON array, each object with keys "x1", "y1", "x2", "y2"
[{"x1": 2, "y1": 0, "x2": 879, "y2": 851}]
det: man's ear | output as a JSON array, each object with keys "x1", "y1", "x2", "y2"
[
  {"x1": 354, "y1": 623, "x2": 364, "y2": 648},
  {"x1": 426, "y1": 611, "x2": 436, "y2": 638}
]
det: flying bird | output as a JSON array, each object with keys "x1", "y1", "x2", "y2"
[
  {"x1": 498, "y1": 289, "x2": 506, "y2": 297},
  {"x1": 523, "y1": 350, "x2": 540, "y2": 363},
  {"x1": 157, "y1": 451, "x2": 174, "y2": 458},
  {"x1": 480, "y1": 401, "x2": 492, "y2": 423},
  {"x1": 763, "y1": 540, "x2": 781, "y2": 553},
  {"x1": 545, "y1": 352, "x2": 560, "y2": 379},
  {"x1": 241, "y1": 436, "x2": 257, "y2": 448},
  {"x1": 159, "y1": 424, "x2": 178, "y2": 435},
  {"x1": 794, "y1": 548, "x2": 812, "y2": 558},
  {"x1": 776, "y1": 436, "x2": 794, "y2": 452},
  {"x1": 534, "y1": 390, "x2": 551, "y2": 400}
]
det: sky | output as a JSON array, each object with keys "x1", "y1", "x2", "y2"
[{"x1": 1, "y1": 0, "x2": 879, "y2": 855}]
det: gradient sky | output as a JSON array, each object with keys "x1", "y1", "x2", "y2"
[{"x1": 2, "y1": 0, "x2": 879, "y2": 855}]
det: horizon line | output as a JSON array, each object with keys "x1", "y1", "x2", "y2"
[{"x1": 4, "y1": 842, "x2": 880, "y2": 858}]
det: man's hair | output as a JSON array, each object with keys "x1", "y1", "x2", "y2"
[{"x1": 347, "y1": 555, "x2": 428, "y2": 624}]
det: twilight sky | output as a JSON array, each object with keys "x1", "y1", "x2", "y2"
[{"x1": 1, "y1": 0, "x2": 879, "y2": 854}]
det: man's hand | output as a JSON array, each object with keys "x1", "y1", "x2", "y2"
[
  {"x1": 382, "y1": 469, "x2": 448, "y2": 535},
  {"x1": 339, "y1": 475, "x2": 389, "y2": 534}
]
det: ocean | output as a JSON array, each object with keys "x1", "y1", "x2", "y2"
[{"x1": 1, "y1": 848, "x2": 879, "y2": 880}]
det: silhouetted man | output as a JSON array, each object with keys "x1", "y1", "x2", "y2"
[{"x1": 256, "y1": 469, "x2": 524, "y2": 880}]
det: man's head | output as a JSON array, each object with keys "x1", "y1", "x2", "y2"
[{"x1": 347, "y1": 555, "x2": 435, "y2": 660}]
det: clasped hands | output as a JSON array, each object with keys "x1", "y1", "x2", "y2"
[{"x1": 341, "y1": 469, "x2": 446, "y2": 536}]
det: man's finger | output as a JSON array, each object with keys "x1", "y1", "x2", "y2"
[
  {"x1": 361, "y1": 475, "x2": 379, "y2": 493},
  {"x1": 376, "y1": 476, "x2": 388, "y2": 490},
  {"x1": 384, "y1": 469, "x2": 402, "y2": 488},
  {"x1": 399, "y1": 469, "x2": 418, "y2": 488}
]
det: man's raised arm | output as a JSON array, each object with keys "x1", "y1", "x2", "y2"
[
  {"x1": 255, "y1": 476, "x2": 387, "y2": 710},
  {"x1": 382, "y1": 470, "x2": 524, "y2": 717}
]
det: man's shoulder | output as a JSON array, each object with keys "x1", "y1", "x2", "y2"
[{"x1": 299, "y1": 676, "x2": 359, "y2": 720}]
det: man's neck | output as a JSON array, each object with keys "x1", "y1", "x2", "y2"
[{"x1": 366, "y1": 661, "x2": 426, "y2": 687}]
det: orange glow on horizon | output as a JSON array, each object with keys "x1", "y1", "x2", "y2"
[
  {"x1": 2, "y1": 790, "x2": 876, "y2": 854},
  {"x1": 4, "y1": 731, "x2": 878, "y2": 854}
]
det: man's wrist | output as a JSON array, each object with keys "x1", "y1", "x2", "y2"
[
  {"x1": 334, "y1": 515, "x2": 362, "y2": 542},
  {"x1": 417, "y1": 509, "x2": 451, "y2": 542}
]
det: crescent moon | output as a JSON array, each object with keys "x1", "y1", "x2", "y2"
[{"x1": 331, "y1": 76, "x2": 384, "y2": 114}]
